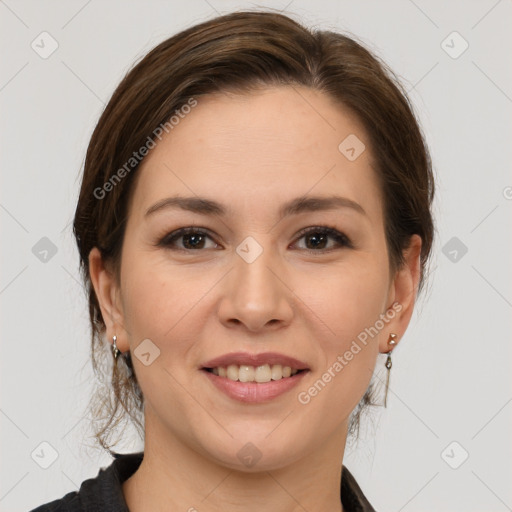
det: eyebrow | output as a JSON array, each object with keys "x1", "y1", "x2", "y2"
[{"x1": 145, "y1": 194, "x2": 367, "y2": 219}]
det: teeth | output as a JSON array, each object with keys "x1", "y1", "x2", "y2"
[
  {"x1": 211, "y1": 364, "x2": 300, "y2": 382},
  {"x1": 271, "y1": 364, "x2": 282, "y2": 380},
  {"x1": 227, "y1": 364, "x2": 239, "y2": 381},
  {"x1": 238, "y1": 365, "x2": 255, "y2": 382},
  {"x1": 255, "y1": 364, "x2": 271, "y2": 383}
]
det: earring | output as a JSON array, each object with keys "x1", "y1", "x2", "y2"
[
  {"x1": 112, "y1": 335, "x2": 120, "y2": 361},
  {"x1": 384, "y1": 333, "x2": 398, "y2": 408}
]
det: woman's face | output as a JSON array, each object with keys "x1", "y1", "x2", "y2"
[{"x1": 91, "y1": 86, "x2": 420, "y2": 470}]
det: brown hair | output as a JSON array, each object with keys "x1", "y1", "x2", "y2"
[{"x1": 73, "y1": 10, "x2": 435, "y2": 454}]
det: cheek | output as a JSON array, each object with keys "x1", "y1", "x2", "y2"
[
  {"x1": 119, "y1": 259, "x2": 204, "y2": 410},
  {"x1": 292, "y1": 259, "x2": 388, "y2": 407},
  {"x1": 120, "y1": 254, "x2": 219, "y2": 357},
  {"x1": 299, "y1": 256, "x2": 390, "y2": 345},
  {"x1": 121, "y1": 241, "x2": 390, "y2": 352},
  {"x1": 294, "y1": 316, "x2": 381, "y2": 426},
  {"x1": 121, "y1": 266, "x2": 169, "y2": 338},
  {"x1": 118, "y1": 233, "x2": 168, "y2": 334}
]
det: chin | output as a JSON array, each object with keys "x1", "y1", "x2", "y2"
[{"x1": 195, "y1": 427, "x2": 307, "y2": 473}]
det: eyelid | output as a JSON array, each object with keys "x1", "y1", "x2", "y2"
[
  {"x1": 158, "y1": 227, "x2": 218, "y2": 248},
  {"x1": 291, "y1": 225, "x2": 353, "y2": 251},
  {"x1": 157, "y1": 225, "x2": 353, "y2": 252}
]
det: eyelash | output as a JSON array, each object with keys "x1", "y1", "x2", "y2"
[{"x1": 158, "y1": 226, "x2": 353, "y2": 254}]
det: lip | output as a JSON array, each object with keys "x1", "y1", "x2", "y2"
[
  {"x1": 202, "y1": 368, "x2": 309, "y2": 403},
  {"x1": 201, "y1": 351, "x2": 310, "y2": 370}
]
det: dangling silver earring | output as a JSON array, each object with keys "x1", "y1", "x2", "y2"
[
  {"x1": 384, "y1": 333, "x2": 397, "y2": 408},
  {"x1": 112, "y1": 335, "x2": 120, "y2": 361}
]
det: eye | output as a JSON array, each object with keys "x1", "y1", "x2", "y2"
[
  {"x1": 158, "y1": 225, "x2": 352, "y2": 253},
  {"x1": 292, "y1": 226, "x2": 353, "y2": 252},
  {"x1": 158, "y1": 227, "x2": 219, "y2": 251}
]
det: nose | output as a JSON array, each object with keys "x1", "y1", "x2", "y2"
[{"x1": 217, "y1": 243, "x2": 294, "y2": 332}]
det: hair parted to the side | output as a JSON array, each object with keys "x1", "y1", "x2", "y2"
[{"x1": 73, "y1": 10, "x2": 435, "y2": 455}]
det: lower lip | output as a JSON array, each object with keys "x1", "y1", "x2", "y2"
[{"x1": 202, "y1": 369, "x2": 309, "y2": 403}]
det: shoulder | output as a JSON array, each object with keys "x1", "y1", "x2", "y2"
[
  {"x1": 341, "y1": 465, "x2": 378, "y2": 512},
  {"x1": 28, "y1": 491, "x2": 81, "y2": 512},
  {"x1": 27, "y1": 452, "x2": 144, "y2": 512}
]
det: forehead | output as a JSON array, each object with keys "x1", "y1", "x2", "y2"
[{"x1": 129, "y1": 86, "x2": 382, "y2": 222}]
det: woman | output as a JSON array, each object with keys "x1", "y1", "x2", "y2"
[{"x1": 31, "y1": 9, "x2": 434, "y2": 512}]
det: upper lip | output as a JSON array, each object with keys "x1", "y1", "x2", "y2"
[{"x1": 201, "y1": 352, "x2": 309, "y2": 370}]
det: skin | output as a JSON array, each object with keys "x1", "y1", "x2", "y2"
[{"x1": 89, "y1": 85, "x2": 421, "y2": 512}]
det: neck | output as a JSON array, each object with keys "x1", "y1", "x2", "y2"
[{"x1": 123, "y1": 411, "x2": 348, "y2": 512}]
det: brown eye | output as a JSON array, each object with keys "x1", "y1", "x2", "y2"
[
  {"x1": 159, "y1": 228, "x2": 219, "y2": 251},
  {"x1": 294, "y1": 227, "x2": 353, "y2": 252}
]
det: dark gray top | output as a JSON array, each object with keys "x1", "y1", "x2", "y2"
[{"x1": 29, "y1": 452, "x2": 377, "y2": 512}]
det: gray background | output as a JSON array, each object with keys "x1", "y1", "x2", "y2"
[{"x1": 1, "y1": 1, "x2": 511, "y2": 511}]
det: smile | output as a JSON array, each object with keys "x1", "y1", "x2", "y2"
[
  {"x1": 200, "y1": 351, "x2": 310, "y2": 402},
  {"x1": 205, "y1": 364, "x2": 302, "y2": 382}
]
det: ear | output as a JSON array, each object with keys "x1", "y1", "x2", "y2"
[
  {"x1": 379, "y1": 234, "x2": 422, "y2": 353},
  {"x1": 88, "y1": 247, "x2": 130, "y2": 353}
]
